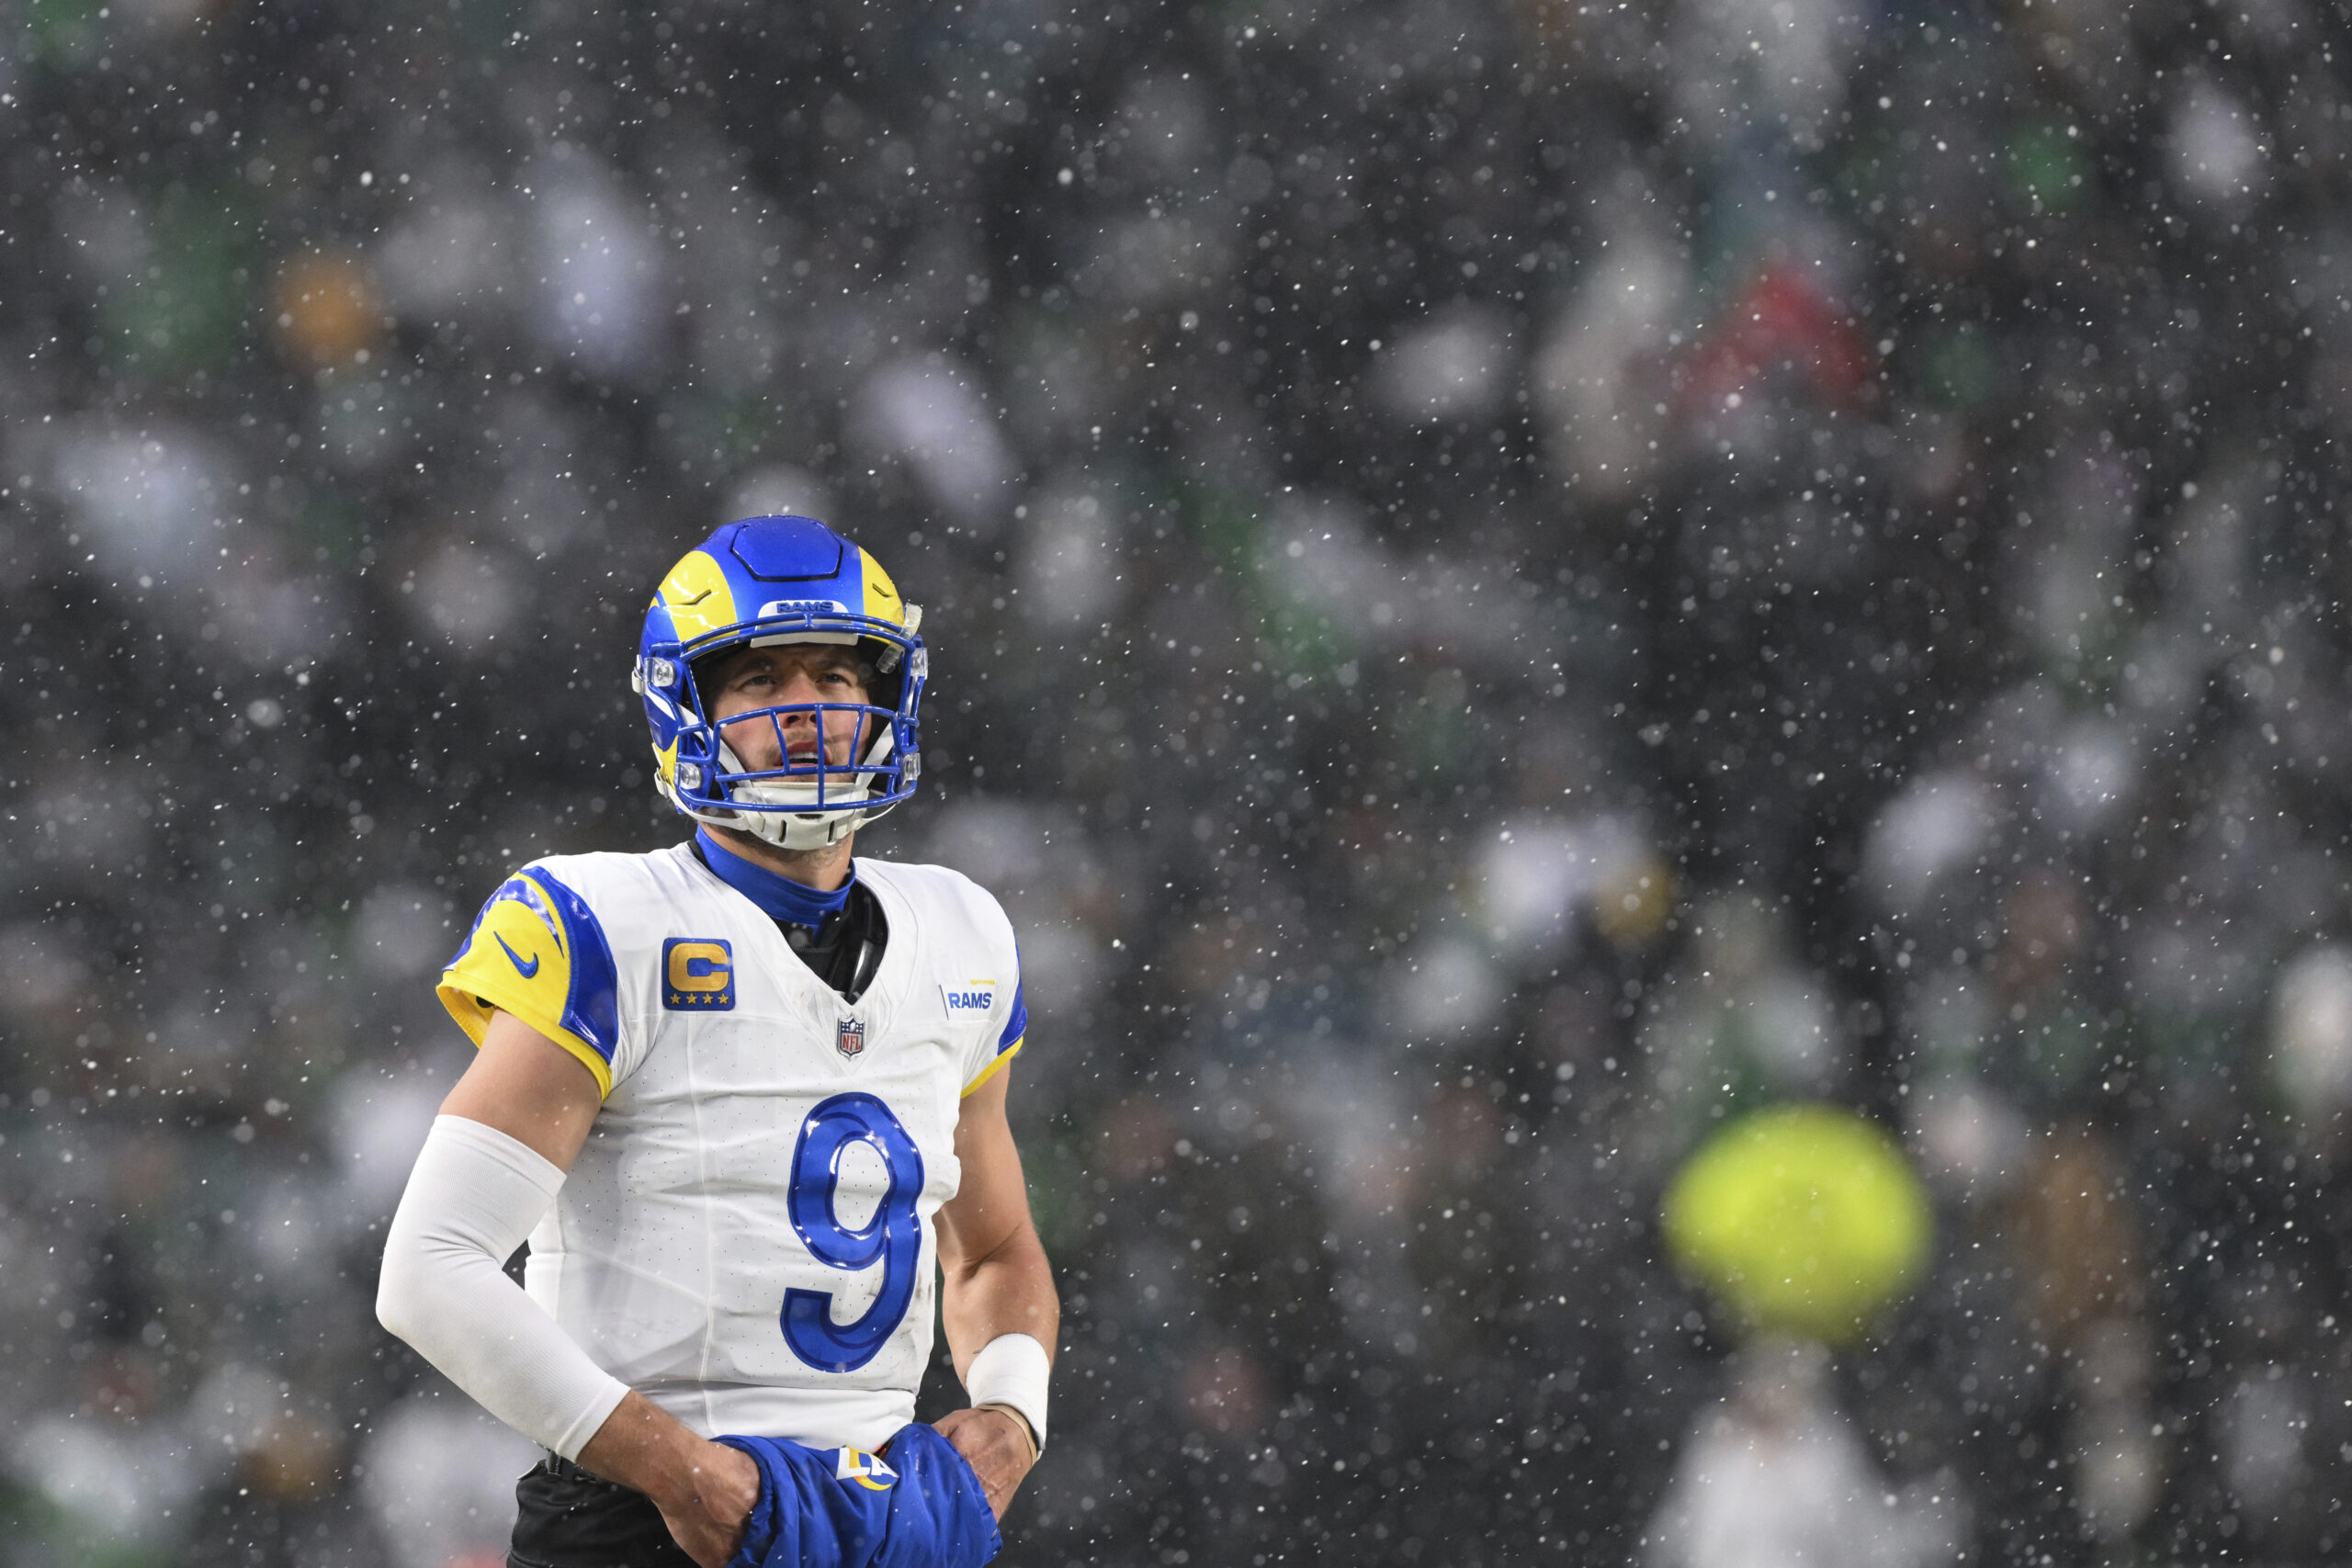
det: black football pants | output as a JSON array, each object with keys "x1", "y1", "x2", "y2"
[{"x1": 507, "y1": 1452, "x2": 696, "y2": 1568}]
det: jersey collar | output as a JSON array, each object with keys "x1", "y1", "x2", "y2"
[{"x1": 693, "y1": 827, "x2": 855, "y2": 928}]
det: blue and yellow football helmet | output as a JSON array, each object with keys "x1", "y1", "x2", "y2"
[{"x1": 636, "y1": 516, "x2": 926, "y2": 850}]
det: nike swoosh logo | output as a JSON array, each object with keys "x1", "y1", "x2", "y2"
[
  {"x1": 494, "y1": 933, "x2": 541, "y2": 978},
  {"x1": 668, "y1": 588, "x2": 711, "y2": 606}
]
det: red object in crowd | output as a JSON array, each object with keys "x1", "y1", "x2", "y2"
[{"x1": 1679, "y1": 262, "x2": 1877, "y2": 413}]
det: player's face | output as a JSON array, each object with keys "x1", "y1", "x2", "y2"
[{"x1": 705, "y1": 644, "x2": 876, "y2": 772}]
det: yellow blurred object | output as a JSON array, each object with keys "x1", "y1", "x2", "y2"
[
  {"x1": 275, "y1": 252, "x2": 383, "y2": 367},
  {"x1": 1662, "y1": 1101, "x2": 1932, "y2": 1344},
  {"x1": 1592, "y1": 849, "x2": 1674, "y2": 948}
]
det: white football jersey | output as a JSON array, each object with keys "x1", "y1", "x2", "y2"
[{"x1": 435, "y1": 842, "x2": 1025, "y2": 1449}]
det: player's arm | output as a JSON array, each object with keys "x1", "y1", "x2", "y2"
[
  {"x1": 376, "y1": 1010, "x2": 757, "y2": 1568},
  {"x1": 931, "y1": 1063, "x2": 1059, "y2": 1519}
]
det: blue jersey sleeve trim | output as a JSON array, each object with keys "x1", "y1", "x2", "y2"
[
  {"x1": 521, "y1": 866, "x2": 622, "y2": 1066},
  {"x1": 996, "y1": 977, "x2": 1027, "y2": 1055}
]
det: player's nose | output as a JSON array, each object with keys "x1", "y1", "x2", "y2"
[{"x1": 775, "y1": 670, "x2": 826, "y2": 708}]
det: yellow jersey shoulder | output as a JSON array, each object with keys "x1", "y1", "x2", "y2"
[{"x1": 436, "y1": 853, "x2": 643, "y2": 1096}]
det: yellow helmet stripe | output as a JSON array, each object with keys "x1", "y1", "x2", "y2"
[
  {"x1": 655, "y1": 549, "x2": 739, "y2": 643},
  {"x1": 857, "y1": 547, "x2": 906, "y2": 629}
]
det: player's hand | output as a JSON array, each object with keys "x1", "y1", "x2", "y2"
[
  {"x1": 651, "y1": 1438, "x2": 761, "y2": 1568},
  {"x1": 933, "y1": 1405, "x2": 1036, "y2": 1520}
]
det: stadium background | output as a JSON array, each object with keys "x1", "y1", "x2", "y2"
[{"x1": 4, "y1": 0, "x2": 2350, "y2": 1562}]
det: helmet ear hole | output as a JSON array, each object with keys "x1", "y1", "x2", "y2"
[{"x1": 688, "y1": 654, "x2": 723, "y2": 715}]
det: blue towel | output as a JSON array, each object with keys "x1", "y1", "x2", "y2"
[{"x1": 716, "y1": 1423, "x2": 1001, "y2": 1568}]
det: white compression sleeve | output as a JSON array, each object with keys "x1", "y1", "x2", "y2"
[{"x1": 376, "y1": 1114, "x2": 629, "y2": 1460}]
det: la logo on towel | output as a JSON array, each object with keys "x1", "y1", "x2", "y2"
[{"x1": 836, "y1": 1448, "x2": 898, "y2": 1491}]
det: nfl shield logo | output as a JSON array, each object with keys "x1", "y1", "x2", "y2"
[{"x1": 836, "y1": 1017, "x2": 865, "y2": 1060}]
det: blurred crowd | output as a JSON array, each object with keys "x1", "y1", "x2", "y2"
[{"x1": 5, "y1": 0, "x2": 2352, "y2": 1562}]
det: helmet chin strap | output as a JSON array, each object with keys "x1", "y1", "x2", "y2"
[{"x1": 703, "y1": 726, "x2": 899, "y2": 851}]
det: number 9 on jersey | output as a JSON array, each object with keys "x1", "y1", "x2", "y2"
[{"x1": 783, "y1": 1093, "x2": 927, "y2": 1372}]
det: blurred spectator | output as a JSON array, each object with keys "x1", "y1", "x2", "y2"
[{"x1": 1644, "y1": 1340, "x2": 1958, "y2": 1568}]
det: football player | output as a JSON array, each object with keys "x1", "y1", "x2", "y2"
[{"x1": 378, "y1": 515, "x2": 1057, "y2": 1568}]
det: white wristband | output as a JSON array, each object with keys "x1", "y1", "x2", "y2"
[{"x1": 965, "y1": 1333, "x2": 1051, "y2": 1452}]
